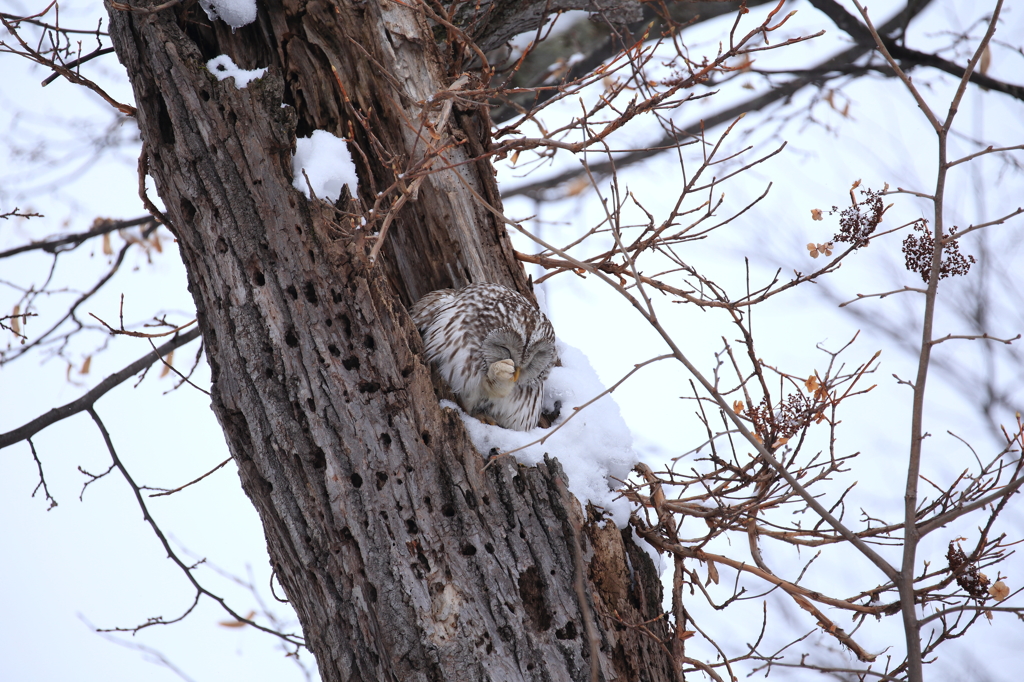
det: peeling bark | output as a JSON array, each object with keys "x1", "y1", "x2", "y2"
[{"x1": 105, "y1": 0, "x2": 674, "y2": 679}]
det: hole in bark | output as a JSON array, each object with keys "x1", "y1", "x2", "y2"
[
  {"x1": 405, "y1": 519, "x2": 418, "y2": 534},
  {"x1": 304, "y1": 282, "x2": 319, "y2": 305},
  {"x1": 423, "y1": 496, "x2": 432, "y2": 512},
  {"x1": 227, "y1": 110, "x2": 237, "y2": 126},
  {"x1": 461, "y1": 544, "x2": 477, "y2": 556},
  {"x1": 286, "y1": 285, "x2": 298, "y2": 300},
  {"x1": 342, "y1": 356, "x2": 359, "y2": 370},
  {"x1": 396, "y1": 478, "x2": 403, "y2": 485},
  {"x1": 518, "y1": 566, "x2": 552, "y2": 631},
  {"x1": 358, "y1": 381, "x2": 380, "y2": 393},
  {"x1": 481, "y1": 495, "x2": 490, "y2": 506},
  {"x1": 463, "y1": 489, "x2": 477, "y2": 508},
  {"x1": 556, "y1": 622, "x2": 578, "y2": 640},
  {"x1": 513, "y1": 475, "x2": 525, "y2": 495},
  {"x1": 363, "y1": 335, "x2": 375, "y2": 350},
  {"x1": 367, "y1": 583, "x2": 377, "y2": 602},
  {"x1": 306, "y1": 398, "x2": 315, "y2": 411},
  {"x1": 485, "y1": 543, "x2": 494, "y2": 553},
  {"x1": 285, "y1": 328, "x2": 299, "y2": 347},
  {"x1": 421, "y1": 431, "x2": 431, "y2": 445},
  {"x1": 254, "y1": 271, "x2": 265, "y2": 286},
  {"x1": 295, "y1": 224, "x2": 302, "y2": 234},
  {"x1": 441, "y1": 503, "x2": 455, "y2": 517},
  {"x1": 199, "y1": 89, "x2": 210, "y2": 101},
  {"x1": 339, "y1": 314, "x2": 351, "y2": 336},
  {"x1": 379, "y1": 433, "x2": 392, "y2": 447},
  {"x1": 340, "y1": 526, "x2": 353, "y2": 541},
  {"x1": 527, "y1": 664, "x2": 534, "y2": 671},
  {"x1": 179, "y1": 198, "x2": 196, "y2": 222},
  {"x1": 350, "y1": 473, "x2": 363, "y2": 488},
  {"x1": 376, "y1": 471, "x2": 388, "y2": 490},
  {"x1": 325, "y1": 318, "x2": 332, "y2": 327},
  {"x1": 311, "y1": 447, "x2": 325, "y2": 469},
  {"x1": 401, "y1": 367, "x2": 413, "y2": 378},
  {"x1": 328, "y1": 344, "x2": 341, "y2": 357},
  {"x1": 156, "y1": 93, "x2": 174, "y2": 144},
  {"x1": 332, "y1": 290, "x2": 343, "y2": 303},
  {"x1": 265, "y1": 368, "x2": 274, "y2": 379},
  {"x1": 215, "y1": 237, "x2": 228, "y2": 254}
]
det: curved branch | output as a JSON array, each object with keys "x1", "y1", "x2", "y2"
[{"x1": 0, "y1": 327, "x2": 201, "y2": 450}]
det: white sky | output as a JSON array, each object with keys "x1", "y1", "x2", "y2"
[{"x1": 2, "y1": 1, "x2": 1023, "y2": 680}]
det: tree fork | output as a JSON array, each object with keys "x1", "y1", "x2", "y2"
[{"x1": 105, "y1": 1, "x2": 673, "y2": 680}]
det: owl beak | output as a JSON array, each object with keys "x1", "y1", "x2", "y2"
[{"x1": 512, "y1": 367, "x2": 521, "y2": 383}]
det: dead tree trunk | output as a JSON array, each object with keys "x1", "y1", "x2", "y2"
[{"x1": 106, "y1": 1, "x2": 673, "y2": 679}]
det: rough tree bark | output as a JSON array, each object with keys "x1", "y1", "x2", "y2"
[{"x1": 105, "y1": 1, "x2": 674, "y2": 680}]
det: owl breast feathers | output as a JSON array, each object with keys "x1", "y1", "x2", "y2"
[{"x1": 411, "y1": 283, "x2": 557, "y2": 431}]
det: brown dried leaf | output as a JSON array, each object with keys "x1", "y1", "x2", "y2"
[
  {"x1": 11, "y1": 305, "x2": 20, "y2": 335},
  {"x1": 706, "y1": 560, "x2": 719, "y2": 585},
  {"x1": 159, "y1": 350, "x2": 174, "y2": 378},
  {"x1": 805, "y1": 375, "x2": 820, "y2": 392},
  {"x1": 80, "y1": 356, "x2": 92, "y2": 375},
  {"x1": 989, "y1": 580, "x2": 1010, "y2": 601},
  {"x1": 219, "y1": 610, "x2": 256, "y2": 628},
  {"x1": 565, "y1": 177, "x2": 590, "y2": 197},
  {"x1": 810, "y1": 208, "x2": 823, "y2": 221},
  {"x1": 102, "y1": 231, "x2": 113, "y2": 255},
  {"x1": 733, "y1": 400, "x2": 744, "y2": 414}
]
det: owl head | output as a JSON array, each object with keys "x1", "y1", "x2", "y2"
[{"x1": 480, "y1": 327, "x2": 556, "y2": 386}]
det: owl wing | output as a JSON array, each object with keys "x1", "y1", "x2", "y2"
[
  {"x1": 410, "y1": 288, "x2": 455, "y2": 331},
  {"x1": 411, "y1": 288, "x2": 479, "y2": 396}
]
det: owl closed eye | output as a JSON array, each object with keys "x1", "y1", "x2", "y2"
[{"x1": 411, "y1": 283, "x2": 558, "y2": 431}]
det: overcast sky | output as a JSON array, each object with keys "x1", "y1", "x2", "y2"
[{"x1": 2, "y1": 1, "x2": 1023, "y2": 680}]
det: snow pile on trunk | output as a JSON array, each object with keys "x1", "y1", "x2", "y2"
[
  {"x1": 450, "y1": 341, "x2": 637, "y2": 527},
  {"x1": 292, "y1": 130, "x2": 358, "y2": 202},
  {"x1": 206, "y1": 55, "x2": 266, "y2": 89},
  {"x1": 199, "y1": 0, "x2": 257, "y2": 28}
]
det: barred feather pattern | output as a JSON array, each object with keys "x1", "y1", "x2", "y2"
[{"x1": 411, "y1": 283, "x2": 557, "y2": 431}]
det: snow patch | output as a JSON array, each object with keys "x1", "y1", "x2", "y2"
[
  {"x1": 206, "y1": 55, "x2": 266, "y2": 89},
  {"x1": 200, "y1": 0, "x2": 257, "y2": 28},
  {"x1": 450, "y1": 340, "x2": 637, "y2": 527},
  {"x1": 292, "y1": 130, "x2": 358, "y2": 202}
]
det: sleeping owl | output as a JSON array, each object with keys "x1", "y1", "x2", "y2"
[{"x1": 411, "y1": 282, "x2": 557, "y2": 431}]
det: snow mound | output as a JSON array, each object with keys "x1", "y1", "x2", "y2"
[
  {"x1": 292, "y1": 130, "x2": 358, "y2": 202},
  {"x1": 206, "y1": 55, "x2": 266, "y2": 89},
  {"x1": 200, "y1": 0, "x2": 257, "y2": 28},
  {"x1": 451, "y1": 341, "x2": 637, "y2": 527}
]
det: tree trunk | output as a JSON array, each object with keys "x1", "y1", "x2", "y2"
[{"x1": 105, "y1": 1, "x2": 674, "y2": 679}]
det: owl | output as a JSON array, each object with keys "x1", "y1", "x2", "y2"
[{"x1": 411, "y1": 282, "x2": 557, "y2": 431}]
